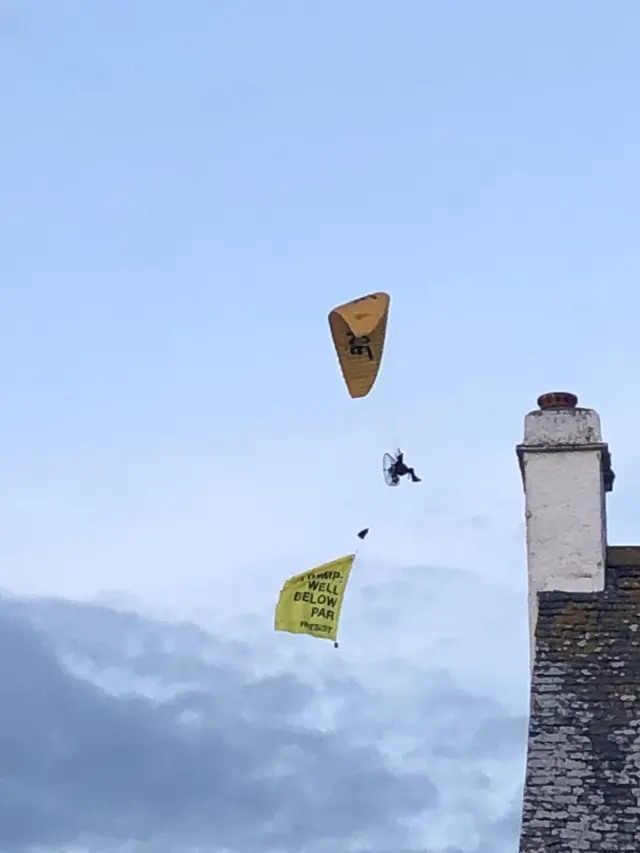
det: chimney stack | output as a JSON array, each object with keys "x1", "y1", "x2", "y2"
[{"x1": 516, "y1": 392, "x2": 614, "y2": 668}]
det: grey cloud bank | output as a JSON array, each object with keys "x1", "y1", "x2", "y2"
[{"x1": 0, "y1": 564, "x2": 527, "y2": 852}]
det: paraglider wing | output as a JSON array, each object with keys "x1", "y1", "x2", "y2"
[{"x1": 328, "y1": 292, "x2": 390, "y2": 398}]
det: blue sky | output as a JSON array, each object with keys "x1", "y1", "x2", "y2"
[
  {"x1": 0, "y1": 4, "x2": 640, "y2": 847},
  {"x1": 2, "y1": 0, "x2": 640, "y2": 612},
  {"x1": 3, "y1": 0, "x2": 639, "y2": 606}
]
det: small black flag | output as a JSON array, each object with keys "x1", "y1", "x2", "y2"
[{"x1": 357, "y1": 528, "x2": 369, "y2": 540}]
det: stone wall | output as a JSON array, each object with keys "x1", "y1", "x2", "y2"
[{"x1": 519, "y1": 546, "x2": 640, "y2": 852}]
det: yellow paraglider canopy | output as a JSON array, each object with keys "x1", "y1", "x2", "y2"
[{"x1": 328, "y1": 292, "x2": 390, "y2": 398}]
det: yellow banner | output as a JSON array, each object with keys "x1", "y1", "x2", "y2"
[{"x1": 274, "y1": 554, "x2": 355, "y2": 642}]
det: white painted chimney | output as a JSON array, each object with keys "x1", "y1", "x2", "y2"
[{"x1": 516, "y1": 392, "x2": 614, "y2": 669}]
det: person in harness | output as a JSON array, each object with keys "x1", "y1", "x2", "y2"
[{"x1": 387, "y1": 450, "x2": 421, "y2": 484}]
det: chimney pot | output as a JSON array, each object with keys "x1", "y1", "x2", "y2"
[{"x1": 537, "y1": 391, "x2": 578, "y2": 410}]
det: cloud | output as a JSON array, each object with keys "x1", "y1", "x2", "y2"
[{"x1": 0, "y1": 568, "x2": 526, "y2": 852}]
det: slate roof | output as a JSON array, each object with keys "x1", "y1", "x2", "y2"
[{"x1": 519, "y1": 546, "x2": 640, "y2": 852}]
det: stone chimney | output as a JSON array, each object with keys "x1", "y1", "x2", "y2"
[
  {"x1": 516, "y1": 392, "x2": 614, "y2": 669},
  {"x1": 516, "y1": 394, "x2": 640, "y2": 852}
]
